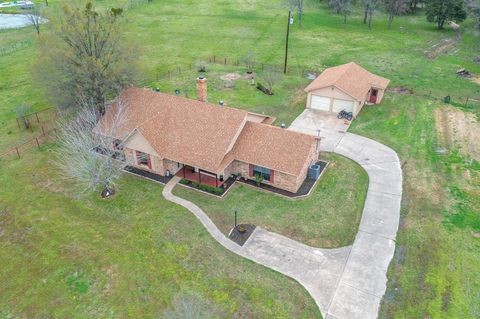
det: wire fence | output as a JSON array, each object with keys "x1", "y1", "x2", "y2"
[
  {"x1": 0, "y1": 128, "x2": 58, "y2": 161},
  {"x1": 15, "y1": 107, "x2": 57, "y2": 131},
  {"x1": 154, "y1": 55, "x2": 321, "y2": 81}
]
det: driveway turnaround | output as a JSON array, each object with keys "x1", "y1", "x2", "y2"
[{"x1": 163, "y1": 115, "x2": 402, "y2": 319}]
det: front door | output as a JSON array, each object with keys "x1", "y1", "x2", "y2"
[{"x1": 369, "y1": 89, "x2": 378, "y2": 103}]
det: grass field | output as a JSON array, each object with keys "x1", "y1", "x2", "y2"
[
  {"x1": 1, "y1": 0, "x2": 479, "y2": 317},
  {"x1": 0, "y1": 147, "x2": 320, "y2": 318},
  {"x1": 173, "y1": 153, "x2": 368, "y2": 248}
]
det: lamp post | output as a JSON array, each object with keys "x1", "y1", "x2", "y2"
[
  {"x1": 283, "y1": 10, "x2": 293, "y2": 74},
  {"x1": 234, "y1": 208, "x2": 238, "y2": 228}
]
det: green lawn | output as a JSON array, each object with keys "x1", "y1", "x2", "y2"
[
  {"x1": 1, "y1": 0, "x2": 479, "y2": 317},
  {"x1": 0, "y1": 147, "x2": 320, "y2": 318},
  {"x1": 173, "y1": 153, "x2": 368, "y2": 248}
]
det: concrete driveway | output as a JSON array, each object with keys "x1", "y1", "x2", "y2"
[
  {"x1": 163, "y1": 113, "x2": 402, "y2": 319},
  {"x1": 289, "y1": 109, "x2": 351, "y2": 152}
]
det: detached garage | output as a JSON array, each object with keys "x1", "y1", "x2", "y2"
[{"x1": 305, "y1": 62, "x2": 390, "y2": 117}]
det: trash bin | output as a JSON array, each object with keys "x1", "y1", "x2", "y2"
[{"x1": 308, "y1": 164, "x2": 320, "y2": 180}]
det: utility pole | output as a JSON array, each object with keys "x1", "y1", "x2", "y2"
[{"x1": 284, "y1": 10, "x2": 292, "y2": 74}]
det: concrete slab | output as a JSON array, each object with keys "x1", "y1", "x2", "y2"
[
  {"x1": 289, "y1": 109, "x2": 350, "y2": 152},
  {"x1": 359, "y1": 191, "x2": 401, "y2": 240},
  {"x1": 326, "y1": 283, "x2": 381, "y2": 319},
  {"x1": 339, "y1": 231, "x2": 396, "y2": 298}
]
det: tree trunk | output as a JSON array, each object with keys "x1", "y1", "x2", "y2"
[
  {"x1": 438, "y1": 19, "x2": 444, "y2": 29},
  {"x1": 344, "y1": 12, "x2": 347, "y2": 23},
  {"x1": 387, "y1": 14, "x2": 394, "y2": 29},
  {"x1": 368, "y1": 11, "x2": 373, "y2": 29},
  {"x1": 44, "y1": 0, "x2": 48, "y2": 6},
  {"x1": 363, "y1": 4, "x2": 369, "y2": 24}
]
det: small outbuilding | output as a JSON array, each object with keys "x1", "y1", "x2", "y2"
[{"x1": 304, "y1": 62, "x2": 390, "y2": 117}]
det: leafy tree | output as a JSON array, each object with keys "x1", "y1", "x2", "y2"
[
  {"x1": 35, "y1": 2, "x2": 138, "y2": 115},
  {"x1": 466, "y1": 0, "x2": 480, "y2": 28},
  {"x1": 328, "y1": 0, "x2": 351, "y2": 22},
  {"x1": 407, "y1": 0, "x2": 424, "y2": 12},
  {"x1": 425, "y1": 0, "x2": 467, "y2": 29},
  {"x1": 384, "y1": 0, "x2": 408, "y2": 28}
]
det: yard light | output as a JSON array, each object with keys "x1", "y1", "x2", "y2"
[
  {"x1": 284, "y1": 10, "x2": 292, "y2": 74},
  {"x1": 219, "y1": 100, "x2": 225, "y2": 106},
  {"x1": 290, "y1": 17, "x2": 294, "y2": 25},
  {"x1": 175, "y1": 89, "x2": 180, "y2": 95},
  {"x1": 234, "y1": 208, "x2": 238, "y2": 228}
]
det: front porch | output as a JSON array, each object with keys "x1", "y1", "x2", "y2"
[{"x1": 175, "y1": 166, "x2": 225, "y2": 188}]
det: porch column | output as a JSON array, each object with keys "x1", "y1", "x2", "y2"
[
  {"x1": 198, "y1": 170, "x2": 201, "y2": 184},
  {"x1": 183, "y1": 166, "x2": 186, "y2": 178},
  {"x1": 215, "y1": 175, "x2": 218, "y2": 188}
]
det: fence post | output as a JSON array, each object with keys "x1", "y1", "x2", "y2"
[
  {"x1": 213, "y1": 55, "x2": 216, "y2": 63},
  {"x1": 35, "y1": 112, "x2": 40, "y2": 123},
  {"x1": 224, "y1": 57, "x2": 227, "y2": 65},
  {"x1": 465, "y1": 96, "x2": 469, "y2": 107},
  {"x1": 41, "y1": 125, "x2": 45, "y2": 135},
  {"x1": 35, "y1": 137, "x2": 40, "y2": 148},
  {"x1": 16, "y1": 117, "x2": 20, "y2": 129},
  {"x1": 15, "y1": 147, "x2": 20, "y2": 159}
]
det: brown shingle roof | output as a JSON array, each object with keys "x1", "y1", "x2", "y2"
[
  {"x1": 304, "y1": 62, "x2": 390, "y2": 101},
  {"x1": 232, "y1": 122, "x2": 318, "y2": 176},
  {"x1": 102, "y1": 87, "x2": 248, "y2": 172},
  {"x1": 100, "y1": 87, "x2": 318, "y2": 175}
]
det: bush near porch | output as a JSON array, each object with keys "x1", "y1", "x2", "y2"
[{"x1": 173, "y1": 153, "x2": 369, "y2": 248}]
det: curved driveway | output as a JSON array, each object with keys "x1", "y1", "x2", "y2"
[{"x1": 163, "y1": 111, "x2": 402, "y2": 319}]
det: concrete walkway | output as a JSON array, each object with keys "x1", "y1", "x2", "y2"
[{"x1": 163, "y1": 129, "x2": 402, "y2": 319}]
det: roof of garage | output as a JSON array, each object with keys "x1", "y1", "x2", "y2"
[{"x1": 305, "y1": 62, "x2": 390, "y2": 101}]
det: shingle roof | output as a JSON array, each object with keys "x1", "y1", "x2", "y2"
[
  {"x1": 304, "y1": 62, "x2": 390, "y2": 101},
  {"x1": 232, "y1": 122, "x2": 318, "y2": 176},
  {"x1": 99, "y1": 87, "x2": 318, "y2": 175}
]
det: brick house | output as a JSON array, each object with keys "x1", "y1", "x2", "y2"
[{"x1": 97, "y1": 79, "x2": 320, "y2": 193}]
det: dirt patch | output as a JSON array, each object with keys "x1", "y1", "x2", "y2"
[
  {"x1": 388, "y1": 86, "x2": 413, "y2": 95},
  {"x1": 220, "y1": 73, "x2": 241, "y2": 81},
  {"x1": 470, "y1": 76, "x2": 480, "y2": 85},
  {"x1": 434, "y1": 105, "x2": 480, "y2": 161},
  {"x1": 425, "y1": 38, "x2": 457, "y2": 59}
]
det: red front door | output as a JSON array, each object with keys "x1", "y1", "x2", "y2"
[{"x1": 369, "y1": 89, "x2": 378, "y2": 103}]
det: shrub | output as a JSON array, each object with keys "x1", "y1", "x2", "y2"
[
  {"x1": 196, "y1": 61, "x2": 207, "y2": 72},
  {"x1": 254, "y1": 173, "x2": 264, "y2": 186}
]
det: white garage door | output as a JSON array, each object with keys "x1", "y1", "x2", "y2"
[
  {"x1": 332, "y1": 98, "x2": 354, "y2": 113},
  {"x1": 310, "y1": 95, "x2": 331, "y2": 112}
]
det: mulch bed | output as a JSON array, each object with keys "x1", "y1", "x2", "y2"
[
  {"x1": 179, "y1": 177, "x2": 235, "y2": 197},
  {"x1": 239, "y1": 160, "x2": 327, "y2": 198},
  {"x1": 124, "y1": 166, "x2": 173, "y2": 184},
  {"x1": 228, "y1": 224, "x2": 256, "y2": 246}
]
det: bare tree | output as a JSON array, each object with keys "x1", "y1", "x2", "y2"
[
  {"x1": 385, "y1": 0, "x2": 408, "y2": 28},
  {"x1": 242, "y1": 51, "x2": 257, "y2": 73},
  {"x1": 163, "y1": 289, "x2": 223, "y2": 319},
  {"x1": 259, "y1": 67, "x2": 283, "y2": 95},
  {"x1": 35, "y1": 2, "x2": 138, "y2": 115},
  {"x1": 363, "y1": 0, "x2": 379, "y2": 29},
  {"x1": 56, "y1": 98, "x2": 130, "y2": 197},
  {"x1": 15, "y1": 104, "x2": 33, "y2": 130},
  {"x1": 26, "y1": 4, "x2": 42, "y2": 35},
  {"x1": 285, "y1": 0, "x2": 304, "y2": 25}
]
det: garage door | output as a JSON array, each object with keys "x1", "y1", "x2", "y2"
[
  {"x1": 310, "y1": 95, "x2": 331, "y2": 112},
  {"x1": 332, "y1": 98, "x2": 354, "y2": 113}
]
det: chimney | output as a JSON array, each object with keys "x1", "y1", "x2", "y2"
[{"x1": 196, "y1": 76, "x2": 207, "y2": 102}]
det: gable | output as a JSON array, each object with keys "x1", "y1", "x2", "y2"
[{"x1": 124, "y1": 130, "x2": 159, "y2": 157}]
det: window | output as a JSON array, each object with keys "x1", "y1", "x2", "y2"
[
  {"x1": 252, "y1": 165, "x2": 271, "y2": 181},
  {"x1": 135, "y1": 151, "x2": 151, "y2": 168}
]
